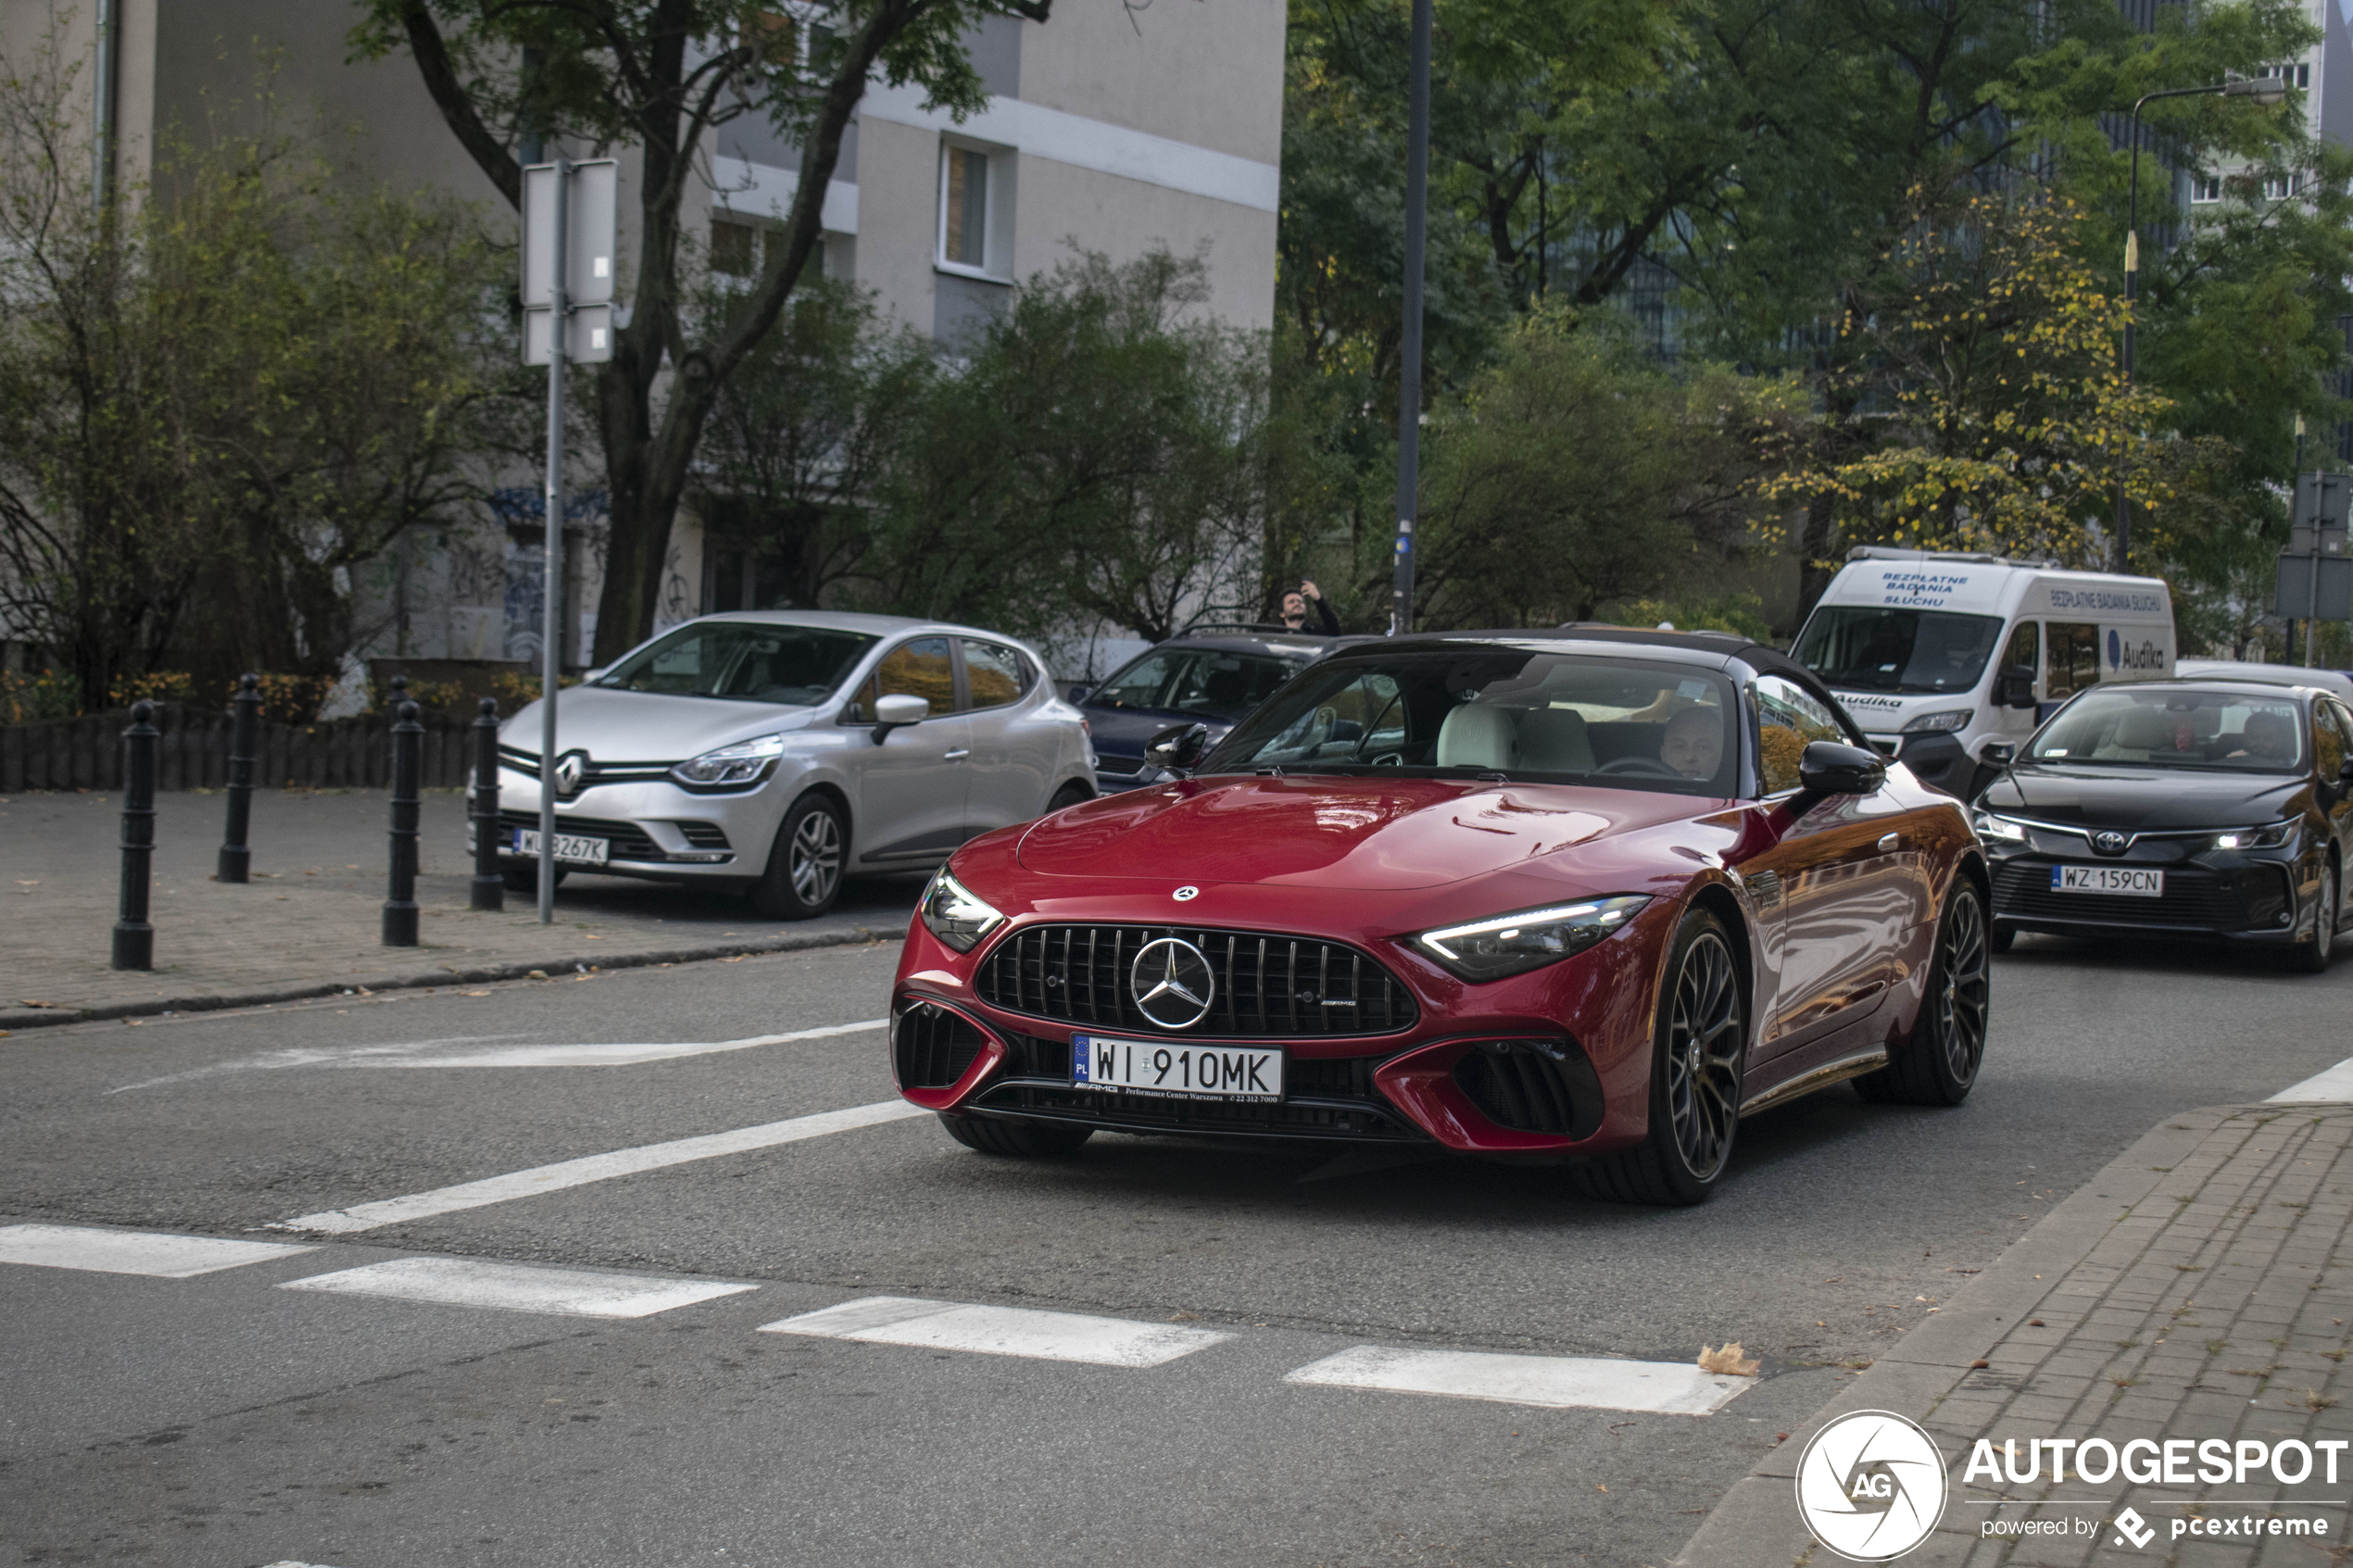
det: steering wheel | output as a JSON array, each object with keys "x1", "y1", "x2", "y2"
[{"x1": 1597, "y1": 756, "x2": 1680, "y2": 778}]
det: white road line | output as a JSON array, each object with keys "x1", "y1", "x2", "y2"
[
  {"x1": 760, "y1": 1296, "x2": 1234, "y2": 1367},
  {"x1": 275, "y1": 1099, "x2": 929, "y2": 1234},
  {"x1": 1284, "y1": 1344, "x2": 1750, "y2": 1414},
  {"x1": 2270, "y1": 1057, "x2": 2353, "y2": 1103},
  {"x1": 110, "y1": 1019, "x2": 887, "y2": 1091},
  {"x1": 279, "y1": 1257, "x2": 755, "y2": 1319},
  {"x1": 0, "y1": 1223, "x2": 317, "y2": 1278}
]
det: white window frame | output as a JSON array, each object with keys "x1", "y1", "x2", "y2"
[
  {"x1": 2190, "y1": 173, "x2": 2221, "y2": 204},
  {"x1": 936, "y1": 136, "x2": 1015, "y2": 283}
]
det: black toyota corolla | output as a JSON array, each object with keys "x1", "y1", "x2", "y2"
[{"x1": 1972, "y1": 679, "x2": 2353, "y2": 971}]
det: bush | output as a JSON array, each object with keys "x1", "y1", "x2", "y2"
[
  {"x1": 245, "y1": 672, "x2": 338, "y2": 725},
  {"x1": 490, "y1": 671, "x2": 579, "y2": 710},
  {"x1": 0, "y1": 668, "x2": 79, "y2": 723},
  {"x1": 107, "y1": 671, "x2": 198, "y2": 708},
  {"x1": 368, "y1": 677, "x2": 470, "y2": 712}
]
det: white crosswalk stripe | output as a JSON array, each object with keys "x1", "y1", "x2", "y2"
[
  {"x1": 0, "y1": 1223, "x2": 317, "y2": 1278},
  {"x1": 2269, "y1": 1055, "x2": 2353, "y2": 1102},
  {"x1": 1284, "y1": 1344, "x2": 1750, "y2": 1414},
  {"x1": 277, "y1": 1257, "x2": 757, "y2": 1319},
  {"x1": 761, "y1": 1295, "x2": 1234, "y2": 1367}
]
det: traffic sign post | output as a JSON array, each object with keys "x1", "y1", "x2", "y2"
[
  {"x1": 2280, "y1": 470, "x2": 2351, "y2": 666},
  {"x1": 519, "y1": 157, "x2": 618, "y2": 923}
]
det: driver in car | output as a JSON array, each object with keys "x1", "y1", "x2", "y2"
[{"x1": 1661, "y1": 706, "x2": 1722, "y2": 781}]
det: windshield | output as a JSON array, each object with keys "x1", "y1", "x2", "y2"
[
  {"x1": 2031, "y1": 688, "x2": 2307, "y2": 772},
  {"x1": 1794, "y1": 607, "x2": 2005, "y2": 695},
  {"x1": 1203, "y1": 649, "x2": 1739, "y2": 795},
  {"x1": 1088, "y1": 647, "x2": 1301, "y2": 723},
  {"x1": 593, "y1": 622, "x2": 878, "y2": 705}
]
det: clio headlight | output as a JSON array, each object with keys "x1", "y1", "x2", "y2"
[
  {"x1": 1414, "y1": 896, "x2": 1652, "y2": 982},
  {"x1": 920, "y1": 867, "x2": 1005, "y2": 953},
  {"x1": 670, "y1": 734, "x2": 787, "y2": 788},
  {"x1": 1972, "y1": 810, "x2": 2028, "y2": 846}
]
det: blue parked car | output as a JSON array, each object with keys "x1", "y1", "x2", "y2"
[{"x1": 1070, "y1": 626, "x2": 1329, "y2": 789}]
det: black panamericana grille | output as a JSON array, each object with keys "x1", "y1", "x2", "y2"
[
  {"x1": 975, "y1": 924, "x2": 1417, "y2": 1037},
  {"x1": 894, "y1": 1001, "x2": 986, "y2": 1089},
  {"x1": 1451, "y1": 1040, "x2": 1604, "y2": 1139},
  {"x1": 1993, "y1": 861, "x2": 2289, "y2": 932},
  {"x1": 979, "y1": 1034, "x2": 1423, "y2": 1141}
]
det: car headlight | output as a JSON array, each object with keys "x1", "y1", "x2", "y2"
[
  {"x1": 920, "y1": 868, "x2": 1005, "y2": 952},
  {"x1": 1414, "y1": 896, "x2": 1652, "y2": 982},
  {"x1": 1902, "y1": 709, "x2": 1973, "y2": 734},
  {"x1": 669, "y1": 734, "x2": 787, "y2": 787},
  {"x1": 2215, "y1": 821, "x2": 2296, "y2": 851},
  {"x1": 1972, "y1": 810, "x2": 2028, "y2": 846}
]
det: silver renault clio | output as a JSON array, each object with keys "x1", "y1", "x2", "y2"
[{"x1": 492, "y1": 611, "x2": 1096, "y2": 918}]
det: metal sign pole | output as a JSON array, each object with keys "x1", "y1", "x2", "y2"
[
  {"x1": 538, "y1": 157, "x2": 569, "y2": 925},
  {"x1": 1389, "y1": 0, "x2": 1431, "y2": 636}
]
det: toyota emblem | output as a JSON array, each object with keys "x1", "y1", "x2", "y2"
[
  {"x1": 554, "y1": 750, "x2": 589, "y2": 799},
  {"x1": 2093, "y1": 829, "x2": 2129, "y2": 857},
  {"x1": 1129, "y1": 937, "x2": 1216, "y2": 1030}
]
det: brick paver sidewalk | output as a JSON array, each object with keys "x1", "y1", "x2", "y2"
[
  {"x1": 1675, "y1": 1104, "x2": 2353, "y2": 1566},
  {"x1": 0, "y1": 788, "x2": 918, "y2": 1029}
]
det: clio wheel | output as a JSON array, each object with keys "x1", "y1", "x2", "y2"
[
  {"x1": 1570, "y1": 909, "x2": 1744, "y2": 1207},
  {"x1": 1857, "y1": 878, "x2": 1989, "y2": 1106},
  {"x1": 750, "y1": 793, "x2": 846, "y2": 920}
]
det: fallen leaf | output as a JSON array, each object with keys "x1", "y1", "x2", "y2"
[
  {"x1": 464, "y1": 990, "x2": 490, "y2": 997},
  {"x1": 1774, "y1": 1432, "x2": 1789, "y2": 1443},
  {"x1": 527, "y1": 970, "x2": 548, "y2": 980},
  {"x1": 1168, "y1": 1311, "x2": 1199, "y2": 1323},
  {"x1": 1595, "y1": 1485, "x2": 1607, "y2": 1493},
  {"x1": 1969, "y1": 1359, "x2": 1990, "y2": 1370},
  {"x1": 2029, "y1": 1319, "x2": 2045, "y2": 1327},
  {"x1": 1698, "y1": 1342, "x2": 1760, "y2": 1376}
]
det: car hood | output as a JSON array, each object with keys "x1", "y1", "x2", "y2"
[
  {"x1": 1982, "y1": 763, "x2": 2304, "y2": 830},
  {"x1": 1015, "y1": 774, "x2": 1703, "y2": 890},
  {"x1": 503, "y1": 687, "x2": 822, "y2": 764}
]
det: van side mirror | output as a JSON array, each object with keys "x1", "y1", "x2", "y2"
[
  {"x1": 1796, "y1": 740, "x2": 1886, "y2": 799},
  {"x1": 1979, "y1": 740, "x2": 2018, "y2": 767},
  {"x1": 1144, "y1": 721, "x2": 1210, "y2": 777},
  {"x1": 873, "y1": 693, "x2": 927, "y2": 742},
  {"x1": 1995, "y1": 666, "x2": 2036, "y2": 709}
]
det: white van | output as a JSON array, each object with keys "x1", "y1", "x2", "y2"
[{"x1": 1791, "y1": 547, "x2": 2175, "y2": 798}]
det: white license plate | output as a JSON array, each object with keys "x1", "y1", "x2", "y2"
[
  {"x1": 1071, "y1": 1035, "x2": 1284, "y2": 1103},
  {"x1": 510, "y1": 827, "x2": 610, "y2": 866},
  {"x1": 2052, "y1": 864, "x2": 2162, "y2": 897}
]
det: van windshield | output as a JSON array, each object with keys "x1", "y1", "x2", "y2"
[{"x1": 1794, "y1": 608, "x2": 2005, "y2": 695}]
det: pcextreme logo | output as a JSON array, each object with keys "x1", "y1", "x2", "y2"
[{"x1": 1794, "y1": 1411, "x2": 1949, "y2": 1562}]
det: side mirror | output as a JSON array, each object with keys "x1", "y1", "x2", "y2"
[
  {"x1": 582, "y1": 665, "x2": 609, "y2": 684},
  {"x1": 1994, "y1": 666, "x2": 2036, "y2": 709},
  {"x1": 1144, "y1": 721, "x2": 1211, "y2": 777},
  {"x1": 2338, "y1": 756, "x2": 2353, "y2": 783},
  {"x1": 1066, "y1": 684, "x2": 1092, "y2": 705},
  {"x1": 1797, "y1": 740, "x2": 1887, "y2": 798},
  {"x1": 873, "y1": 693, "x2": 928, "y2": 742},
  {"x1": 1978, "y1": 740, "x2": 2018, "y2": 767}
]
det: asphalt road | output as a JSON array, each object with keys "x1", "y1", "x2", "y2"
[{"x1": 3, "y1": 932, "x2": 2348, "y2": 1568}]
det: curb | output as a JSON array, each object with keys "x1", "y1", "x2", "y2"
[
  {"x1": 1666, "y1": 1105, "x2": 2239, "y2": 1567},
  {"x1": 0, "y1": 925, "x2": 903, "y2": 1034}
]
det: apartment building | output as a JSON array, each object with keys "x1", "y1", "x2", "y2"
[{"x1": 5, "y1": 0, "x2": 1282, "y2": 676}]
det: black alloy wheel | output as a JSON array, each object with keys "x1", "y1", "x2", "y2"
[
  {"x1": 750, "y1": 793, "x2": 846, "y2": 920},
  {"x1": 1570, "y1": 909, "x2": 1745, "y2": 1207},
  {"x1": 1857, "y1": 879, "x2": 1989, "y2": 1106},
  {"x1": 2290, "y1": 858, "x2": 2338, "y2": 975}
]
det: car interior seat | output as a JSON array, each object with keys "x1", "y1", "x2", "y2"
[
  {"x1": 1436, "y1": 704, "x2": 1519, "y2": 771},
  {"x1": 1516, "y1": 707, "x2": 1596, "y2": 772},
  {"x1": 2106, "y1": 706, "x2": 2172, "y2": 757}
]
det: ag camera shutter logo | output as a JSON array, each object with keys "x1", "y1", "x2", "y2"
[{"x1": 1794, "y1": 1411, "x2": 1949, "y2": 1561}]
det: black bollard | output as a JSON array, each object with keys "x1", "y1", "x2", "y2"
[
  {"x1": 218, "y1": 672, "x2": 260, "y2": 883},
  {"x1": 112, "y1": 700, "x2": 158, "y2": 971},
  {"x1": 383, "y1": 697, "x2": 422, "y2": 947},
  {"x1": 470, "y1": 696, "x2": 504, "y2": 911}
]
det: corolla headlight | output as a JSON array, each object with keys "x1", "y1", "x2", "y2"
[
  {"x1": 670, "y1": 734, "x2": 787, "y2": 787},
  {"x1": 920, "y1": 868, "x2": 1005, "y2": 952},
  {"x1": 1972, "y1": 810, "x2": 2028, "y2": 846},
  {"x1": 2215, "y1": 821, "x2": 2296, "y2": 851},
  {"x1": 1902, "y1": 708, "x2": 1974, "y2": 734},
  {"x1": 1414, "y1": 896, "x2": 1651, "y2": 982}
]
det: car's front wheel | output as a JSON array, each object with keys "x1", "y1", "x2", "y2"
[
  {"x1": 938, "y1": 1113, "x2": 1093, "y2": 1157},
  {"x1": 2289, "y1": 858, "x2": 2338, "y2": 974},
  {"x1": 1045, "y1": 780, "x2": 1091, "y2": 814},
  {"x1": 1569, "y1": 908, "x2": 1744, "y2": 1207},
  {"x1": 749, "y1": 793, "x2": 846, "y2": 920},
  {"x1": 1856, "y1": 878, "x2": 1989, "y2": 1106}
]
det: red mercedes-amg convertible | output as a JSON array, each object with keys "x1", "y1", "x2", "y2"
[{"x1": 889, "y1": 629, "x2": 1990, "y2": 1203}]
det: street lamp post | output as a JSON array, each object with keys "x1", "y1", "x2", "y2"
[
  {"x1": 2118, "y1": 76, "x2": 2288, "y2": 572},
  {"x1": 1390, "y1": 0, "x2": 1432, "y2": 635}
]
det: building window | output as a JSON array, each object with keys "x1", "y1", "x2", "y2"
[
  {"x1": 941, "y1": 145, "x2": 989, "y2": 270},
  {"x1": 712, "y1": 218, "x2": 760, "y2": 276},
  {"x1": 2191, "y1": 174, "x2": 2221, "y2": 203},
  {"x1": 2263, "y1": 171, "x2": 2303, "y2": 201}
]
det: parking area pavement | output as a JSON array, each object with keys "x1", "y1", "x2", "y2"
[{"x1": 0, "y1": 788, "x2": 923, "y2": 1027}]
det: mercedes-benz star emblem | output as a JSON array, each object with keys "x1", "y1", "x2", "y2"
[
  {"x1": 1172, "y1": 885, "x2": 1200, "y2": 902},
  {"x1": 2093, "y1": 829, "x2": 2129, "y2": 857},
  {"x1": 1130, "y1": 937, "x2": 1216, "y2": 1030},
  {"x1": 554, "y1": 750, "x2": 588, "y2": 799}
]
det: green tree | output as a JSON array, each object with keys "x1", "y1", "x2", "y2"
[{"x1": 353, "y1": 0, "x2": 1055, "y2": 665}]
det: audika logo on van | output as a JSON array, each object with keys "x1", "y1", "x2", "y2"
[{"x1": 1791, "y1": 1411, "x2": 2340, "y2": 1561}]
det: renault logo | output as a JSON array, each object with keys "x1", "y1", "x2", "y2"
[
  {"x1": 1129, "y1": 937, "x2": 1216, "y2": 1030},
  {"x1": 554, "y1": 750, "x2": 589, "y2": 799},
  {"x1": 2092, "y1": 829, "x2": 2130, "y2": 857}
]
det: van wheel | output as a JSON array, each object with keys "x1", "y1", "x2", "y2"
[{"x1": 750, "y1": 794, "x2": 846, "y2": 920}]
